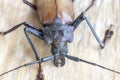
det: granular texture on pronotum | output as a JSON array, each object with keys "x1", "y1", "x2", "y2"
[{"x1": 0, "y1": 0, "x2": 119, "y2": 80}]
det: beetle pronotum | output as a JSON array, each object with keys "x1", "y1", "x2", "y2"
[{"x1": 0, "y1": 0, "x2": 119, "y2": 80}]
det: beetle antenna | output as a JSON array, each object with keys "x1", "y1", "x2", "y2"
[
  {"x1": 85, "y1": 0, "x2": 96, "y2": 12},
  {"x1": 0, "y1": 65, "x2": 25, "y2": 76},
  {"x1": 0, "y1": 60, "x2": 42, "y2": 76},
  {"x1": 65, "y1": 55, "x2": 120, "y2": 74},
  {"x1": 0, "y1": 55, "x2": 54, "y2": 76}
]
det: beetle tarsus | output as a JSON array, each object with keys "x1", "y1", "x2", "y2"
[
  {"x1": 36, "y1": 64, "x2": 44, "y2": 80},
  {"x1": 102, "y1": 25, "x2": 114, "y2": 46}
]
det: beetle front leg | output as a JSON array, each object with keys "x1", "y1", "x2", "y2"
[
  {"x1": 23, "y1": 0, "x2": 37, "y2": 11},
  {"x1": 102, "y1": 25, "x2": 113, "y2": 45}
]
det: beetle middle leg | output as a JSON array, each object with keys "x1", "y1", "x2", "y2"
[{"x1": 23, "y1": 0, "x2": 37, "y2": 11}]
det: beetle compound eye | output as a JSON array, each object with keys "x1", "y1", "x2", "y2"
[{"x1": 51, "y1": 47, "x2": 58, "y2": 55}]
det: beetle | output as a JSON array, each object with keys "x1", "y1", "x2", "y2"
[{"x1": 0, "y1": 0, "x2": 119, "y2": 80}]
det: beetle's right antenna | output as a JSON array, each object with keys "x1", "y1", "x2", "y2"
[
  {"x1": 0, "y1": 55, "x2": 54, "y2": 76},
  {"x1": 84, "y1": 0, "x2": 96, "y2": 12},
  {"x1": 66, "y1": 55, "x2": 120, "y2": 74}
]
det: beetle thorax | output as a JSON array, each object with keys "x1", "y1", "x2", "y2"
[{"x1": 42, "y1": 24, "x2": 74, "y2": 44}]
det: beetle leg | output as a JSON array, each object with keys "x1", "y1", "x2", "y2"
[
  {"x1": 23, "y1": 0, "x2": 37, "y2": 11},
  {"x1": 0, "y1": 22, "x2": 25, "y2": 35},
  {"x1": 0, "y1": 55, "x2": 55, "y2": 77},
  {"x1": 24, "y1": 27, "x2": 43, "y2": 60},
  {"x1": 24, "y1": 26, "x2": 44, "y2": 80},
  {"x1": 72, "y1": 11, "x2": 113, "y2": 49},
  {"x1": 71, "y1": 12, "x2": 85, "y2": 30},
  {"x1": 0, "y1": 22, "x2": 43, "y2": 37},
  {"x1": 102, "y1": 25, "x2": 114, "y2": 45},
  {"x1": 0, "y1": 22, "x2": 44, "y2": 79},
  {"x1": 83, "y1": 15, "x2": 104, "y2": 49},
  {"x1": 0, "y1": 22, "x2": 44, "y2": 59},
  {"x1": 72, "y1": 0, "x2": 96, "y2": 29},
  {"x1": 82, "y1": 14, "x2": 113, "y2": 49}
]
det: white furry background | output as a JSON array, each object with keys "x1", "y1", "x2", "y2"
[{"x1": 0, "y1": 0, "x2": 120, "y2": 80}]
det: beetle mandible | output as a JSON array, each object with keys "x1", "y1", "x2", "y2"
[{"x1": 0, "y1": 0, "x2": 119, "y2": 80}]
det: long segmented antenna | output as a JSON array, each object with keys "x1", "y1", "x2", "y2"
[
  {"x1": 65, "y1": 55, "x2": 120, "y2": 74},
  {"x1": 0, "y1": 60, "x2": 43, "y2": 76},
  {"x1": 0, "y1": 55, "x2": 54, "y2": 76},
  {"x1": 0, "y1": 54, "x2": 120, "y2": 76}
]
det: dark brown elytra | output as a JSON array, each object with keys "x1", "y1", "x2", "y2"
[{"x1": 0, "y1": 0, "x2": 119, "y2": 80}]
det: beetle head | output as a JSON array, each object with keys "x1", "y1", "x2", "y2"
[{"x1": 51, "y1": 42, "x2": 68, "y2": 67}]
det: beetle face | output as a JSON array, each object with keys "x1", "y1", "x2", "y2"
[{"x1": 51, "y1": 42, "x2": 68, "y2": 67}]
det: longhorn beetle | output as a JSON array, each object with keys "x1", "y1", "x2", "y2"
[{"x1": 0, "y1": 0, "x2": 119, "y2": 80}]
